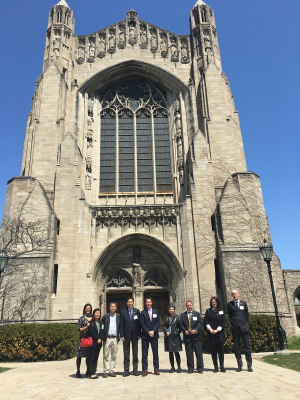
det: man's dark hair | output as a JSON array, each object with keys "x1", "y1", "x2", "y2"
[
  {"x1": 168, "y1": 304, "x2": 176, "y2": 311},
  {"x1": 145, "y1": 296, "x2": 152, "y2": 302},
  {"x1": 186, "y1": 300, "x2": 193, "y2": 306},
  {"x1": 109, "y1": 302, "x2": 117, "y2": 308},
  {"x1": 126, "y1": 296, "x2": 134, "y2": 303}
]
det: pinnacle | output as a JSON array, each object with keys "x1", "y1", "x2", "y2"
[
  {"x1": 56, "y1": 0, "x2": 69, "y2": 7},
  {"x1": 194, "y1": 0, "x2": 206, "y2": 6}
]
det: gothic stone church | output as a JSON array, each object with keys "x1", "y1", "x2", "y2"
[{"x1": 2, "y1": 0, "x2": 299, "y2": 334}]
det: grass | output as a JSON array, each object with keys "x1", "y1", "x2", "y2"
[
  {"x1": 261, "y1": 354, "x2": 300, "y2": 373},
  {"x1": 287, "y1": 336, "x2": 300, "y2": 350},
  {"x1": 0, "y1": 367, "x2": 10, "y2": 373}
]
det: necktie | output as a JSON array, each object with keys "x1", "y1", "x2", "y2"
[
  {"x1": 235, "y1": 301, "x2": 239, "y2": 310},
  {"x1": 188, "y1": 312, "x2": 192, "y2": 331},
  {"x1": 129, "y1": 309, "x2": 132, "y2": 321},
  {"x1": 148, "y1": 309, "x2": 152, "y2": 322}
]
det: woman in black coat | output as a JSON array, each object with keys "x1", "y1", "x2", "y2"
[
  {"x1": 204, "y1": 297, "x2": 226, "y2": 373},
  {"x1": 163, "y1": 304, "x2": 182, "y2": 373},
  {"x1": 88, "y1": 308, "x2": 104, "y2": 379}
]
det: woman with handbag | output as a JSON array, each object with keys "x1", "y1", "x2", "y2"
[
  {"x1": 88, "y1": 308, "x2": 104, "y2": 379},
  {"x1": 163, "y1": 304, "x2": 182, "y2": 373},
  {"x1": 204, "y1": 296, "x2": 226, "y2": 373},
  {"x1": 75, "y1": 303, "x2": 93, "y2": 378}
]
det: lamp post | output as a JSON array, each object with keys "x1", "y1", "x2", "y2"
[
  {"x1": 259, "y1": 239, "x2": 286, "y2": 351},
  {"x1": 0, "y1": 248, "x2": 9, "y2": 285}
]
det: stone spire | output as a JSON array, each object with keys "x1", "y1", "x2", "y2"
[
  {"x1": 194, "y1": 0, "x2": 206, "y2": 6},
  {"x1": 57, "y1": 0, "x2": 69, "y2": 7}
]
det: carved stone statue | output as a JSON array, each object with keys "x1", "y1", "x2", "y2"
[
  {"x1": 133, "y1": 263, "x2": 142, "y2": 288},
  {"x1": 86, "y1": 142, "x2": 93, "y2": 157},
  {"x1": 85, "y1": 173, "x2": 92, "y2": 190},
  {"x1": 179, "y1": 169, "x2": 184, "y2": 186},
  {"x1": 89, "y1": 46, "x2": 95, "y2": 58},
  {"x1": 171, "y1": 44, "x2": 178, "y2": 58},
  {"x1": 160, "y1": 36, "x2": 167, "y2": 53},
  {"x1": 99, "y1": 35, "x2": 105, "y2": 52},
  {"x1": 119, "y1": 30, "x2": 125, "y2": 47},
  {"x1": 150, "y1": 31, "x2": 157, "y2": 50},
  {"x1": 129, "y1": 25, "x2": 135, "y2": 41},
  {"x1": 175, "y1": 109, "x2": 182, "y2": 133},
  {"x1": 181, "y1": 43, "x2": 188, "y2": 63},
  {"x1": 177, "y1": 137, "x2": 183, "y2": 157},
  {"x1": 78, "y1": 47, "x2": 85, "y2": 59},
  {"x1": 53, "y1": 31, "x2": 61, "y2": 56},
  {"x1": 109, "y1": 33, "x2": 115, "y2": 49}
]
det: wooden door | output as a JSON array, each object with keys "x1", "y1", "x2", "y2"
[
  {"x1": 106, "y1": 292, "x2": 132, "y2": 314},
  {"x1": 143, "y1": 291, "x2": 169, "y2": 327}
]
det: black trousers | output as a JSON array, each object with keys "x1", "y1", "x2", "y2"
[
  {"x1": 232, "y1": 328, "x2": 252, "y2": 367},
  {"x1": 169, "y1": 352, "x2": 181, "y2": 368},
  {"x1": 210, "y1": 341, "x2": 224, "y2": 367},
  {"x1": 123, "y1": 340, "x2": 138, "y2": 373},
  {"x1": 185, "y1": 339, "x2": 204, "y2": 371},
  {"x1": 142, "y1": 339, "x2": 159, "y2": 371},
  {"x1": 88, "y1": 344, "x2": 101, "y2": 375}
]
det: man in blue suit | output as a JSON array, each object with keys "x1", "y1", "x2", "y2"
[
  {"x1": 140, "y1": 296, "x2": 160, "y2": 376},
  {"x1": 120, "y1": 296, "x2": 141, "y2": 377}
]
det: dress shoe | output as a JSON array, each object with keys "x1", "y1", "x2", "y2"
[
  {"x1": 103, "y1": 373, "x2": 109, "y2": 378},
  {"x1": 176, "y1": 367, "x2": 182, "y2": 373},
  {"x1": 123, "y1": 371, "x2": 130, "y2": 377},
  {"x1": 188, "y1": 369, "x2": 194, "y2": 374},
  {"x1": 236, "y1": 366, "x2": 242, "y2": 372},
  {"x1": 248, "y1": 367, "x2": 253, "y2": 372},
  {"x1": 154, "y1": 369, "x2": 160, "y2": 375},
  {"x1": 75, "y1": 372, "x2": 82, "y2": 378},
  {"x1": 109, "y1": 372, "x2": 116, "y2": 377},
  {"x1": 132, "y1": 371, "x2": 139, "y2": 376},
  {"x1": 198, "y1": 369, "x2": 203, "y2": 374},
  {"x1": 169, "y1": 367, "x2": 175, "y2": 373},
  {"x1": 142, "y1": 370, "x2": 148, "y2": 377},
  {"x1": 220, "y1": 366, "x2": 226, "y2": 373},
  {"x1": 213, "y1": 366, "x2": 218, "y2": 373}
]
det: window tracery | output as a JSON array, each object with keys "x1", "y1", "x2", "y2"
[{"x1": 144, "y1": 269, "x2": 169, "y2": 287}]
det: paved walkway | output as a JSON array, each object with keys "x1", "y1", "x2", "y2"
[{"x1": 0, "y1": 341, "x2": 299, "y2": 400}]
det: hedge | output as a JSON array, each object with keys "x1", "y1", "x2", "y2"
[
  {"x1": 201, "y1": 314, "x2": 277, "y2": 353},
  {"x1": 0, "y1": 323, "x2": 78, "y2": 362}
]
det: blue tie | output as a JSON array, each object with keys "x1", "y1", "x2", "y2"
[{"x1": 235, "y1": 301, "x2": 239, "y2": 310}]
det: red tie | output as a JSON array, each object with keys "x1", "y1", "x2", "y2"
[{"x1": 148, "y1": 309, "x2": 152, "y2": 322}]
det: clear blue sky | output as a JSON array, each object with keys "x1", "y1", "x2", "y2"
[{"x1": 0, "y1": 0, "x2": 299, "y2": 269}]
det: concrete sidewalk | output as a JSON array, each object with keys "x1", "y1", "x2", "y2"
[{"x1": 0, "y1": 341, "x2": 299, "y2": 400}]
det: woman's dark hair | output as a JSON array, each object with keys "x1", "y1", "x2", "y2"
[
  {"x1": 168, "y1": 304, "x2": 176, "y2": 311},
  {"x1": 83, "y1": 303, "x2": 92, "y2": 315},
  {"x1": 91, "y1": 308, "x2": 102, "y2": 323},
  {"x1": 210, "y1": 296, "x2": 221, "y2": 310}
]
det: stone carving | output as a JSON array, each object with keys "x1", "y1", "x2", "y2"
[
  {"x1": 93, "y1": 205, "x2": 180, "y2": 229},
  {"x1": 77, "y1": 36, "x2": 86, "y2": 64},
  {"x1": 150, "y1": 28, "x2": 157, "y2": 53},
  {"x1": 180, "y1": 38, "x2": 189, "y2": 64},
  {"x1": 86, "y1": 160, "x2": 92, "y2": 173},
  {"x1": 53, "y1": 30, "x2": 61, "y2": 56},
  {"x1": 160, "y1": 32, "x2": 167, "y2": 57},
  {"x1": 170, "y1": 36, "x2": 179, "y2": 62},
  {"x1": 87, "y1": 36, "x2": 95, "y2": 63},
  {"x1": 87, "y1": 130, "x2": 93, "y2": 142},
  {"x1": 202, "y1": 27, "x2": 213, "y2": 64},
  {"x1": 88, "y1": 98, "x2": 93, "y2": 117},
  {"x1": 140, "y1": 24, "x2": 147, "y2": 49},
  {"x1": 133, "y1": 263, "x2": 142, "y2": 288},
  {"x1": 175, "y1": 105, "x2": 184, "y2": 185},
  {"x1": 86, "y1": 142, "x2": 93, "y2": 158},
  {"x1": 98, "y1": 33, "x2": 106, "y2": 58},
  {"x1": 85, "y1": 173, "x2": 92, "y2": 190},
  {"x1": 87, "y1": 116, "x2": 94, "y2": 126},
  {"x1": 108, "y1": 29, "x2": 116, "y2": 53},
  {"x1": 118, "y1": 24, "x2": 126, "y2": 49},
  {"x1": 128, "y1": 23, "x2": 137, "y2": 45}
]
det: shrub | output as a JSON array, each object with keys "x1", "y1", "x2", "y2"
[
  {"x1": 0, "y1": 323, "x2": 78, "y2": 362},
  {"x1": 201, "y1": 314, "x2": 277, "y2": 353}
]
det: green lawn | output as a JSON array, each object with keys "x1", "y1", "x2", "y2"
[
  {"x1": 0, "y1": 367, "x2": 10, "y2": 373},
  {"x1": 287, "y1": 336, "x2": 300, "y2": 350},
  {"x1": 261, "y1": 354, "x2": 300, "y2": 373}
]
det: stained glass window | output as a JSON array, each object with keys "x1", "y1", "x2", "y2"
[
  {"x1": 154, "y1": 111, "x2": 172, "y2": 192},
  {"x1": 136, "y1": 110, "x2": 153, "y2": 192},
  {"x1": 119, "y1": 111, "x2": 134, "y2": 193},
  {"x1": 100, "y1": 113, "x2": 116, "y2": 193}
]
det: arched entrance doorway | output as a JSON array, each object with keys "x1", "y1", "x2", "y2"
[{"x1": 93, "y1": 233, "x2": 184, "y2": 320}]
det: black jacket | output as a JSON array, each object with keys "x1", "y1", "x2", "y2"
[
  {"x1": 180, "y1": 310, "x2": 202, "y2": 341},
  {"x1": 88, "y1": 320, "x2": 104, "y2": 348},
  {"x1": 120, "y1": 307, "x2": 141, "y2": 342},
  {"x1": 140, "y1": 308, "x2": 160, "y2": 340},
  {"x1": 227, "y1": 300, "x2": 249, "y2": 333},
  {"x1": 163, "y1": 314, "x2": 182, "y2": 353},
  {"x1": 102, "y1": 313, "x2": 120, "y2": 342},
  {"x1": 204, "y1": 308, "x2": 226, "y2": 343}
]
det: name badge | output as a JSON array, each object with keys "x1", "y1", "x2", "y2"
[
  {"x1": 193, "y1": 317, "x2": 197, "y2": 321},
  {"x1": 101, "y1": 325, "x2": 104, "y2": 329},
  {"x1": 134, "y1": 315, "x2": 138, "y2": 320},
  {"x1": 219, "y1": 311, "x2": 224, "y2": 315},
  {"x1": 240, "y1": 306, "x2": 244, "y2": 310},
  {"x1": 153, "y1": 314, "x2": 157, "y2": 318}
]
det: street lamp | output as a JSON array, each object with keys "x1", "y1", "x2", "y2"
[
  {"x1": 0, "y1": 248, "x2": 9, "y2": 283},
  {"x1": 259, "y1": 239, "x2": 287, "y2": 351}
]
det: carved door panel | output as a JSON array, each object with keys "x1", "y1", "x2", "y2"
[
  {"x1": 106, "y1": 291, "x2": 132, "y2": 314},
  {"x1": 143, "y1": 291, "x2": 169, "y2": 329}
]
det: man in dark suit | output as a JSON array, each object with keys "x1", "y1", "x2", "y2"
[
  {"x1": 140, "y1": 296, "x2": 160, "y2": 376},
  {"x1": 180, "y1": 300, "x2": 204, "y2": 373},
  {"x1": 102, "y1": 302, "x2": 120, "y2": 378},
  {"x1": 120, "y1": 296, "x2": 141, "y2": 377},
  {"x1": 228, "y1": 290, "x2": 253, "y2": 372}
]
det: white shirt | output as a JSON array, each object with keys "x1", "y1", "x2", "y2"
[
  {"x1": 206, "y1": 308, "x2": 222, "y2": 332},
  {"x1": 108, "y1": 313, "x2": 117, "y2": 336}
]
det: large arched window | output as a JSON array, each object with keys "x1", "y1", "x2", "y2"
[{"x1": 98, "y1": 80, "x2": 172, "y2": 195}]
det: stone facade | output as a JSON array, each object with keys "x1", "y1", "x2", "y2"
[{"x1": 1, "y1": 0, "x2": 298, "y2": 335}]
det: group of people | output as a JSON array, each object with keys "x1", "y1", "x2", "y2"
[{"x1": 75, "y1": 289, "x2": 252, "y2": 378}]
